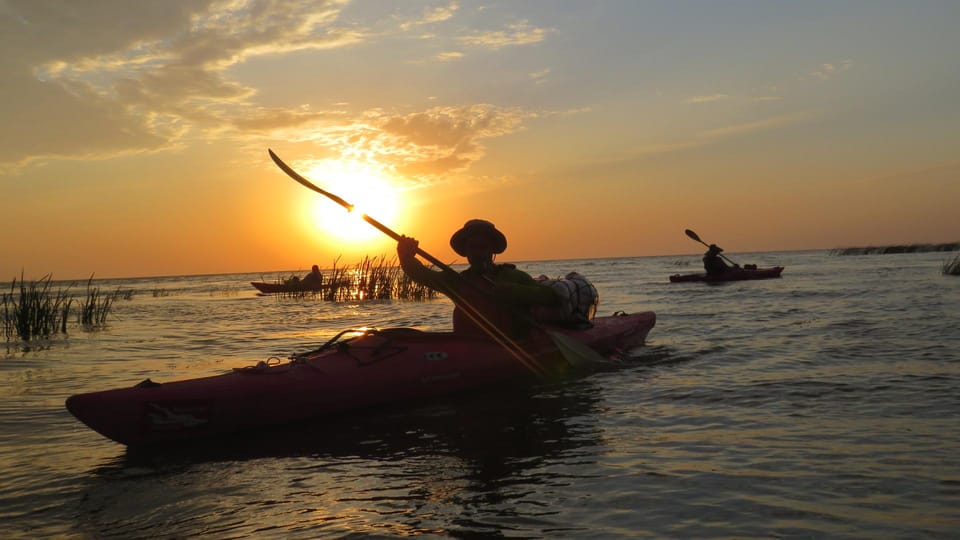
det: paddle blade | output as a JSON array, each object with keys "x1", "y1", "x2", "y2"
[
  {"x1": 684, "y1": 229, "x2": 702, "y2": 243},
  {"x1": 268, "y1": 149, "x2": 354, "y2": 211},
  {"x1": 547, "y1": 331, "x2": 617, "y2": 371}
]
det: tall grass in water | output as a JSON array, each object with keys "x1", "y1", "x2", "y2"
[
  {"x1": 343, "y1": 255, "x2": 437, "y2": 302},
  {"x1": 274, "y1": 255, "x2": 438, "y2": 302},
  {"x1": 943, "y1": 254, "x2": 960, "y2": 276},
  {"x1": 1, "y1": 274, "x2": 73, "y2": 341},
  {"x1": 2, "y1": 274, "x2": 117, "y2": 342},
  {"x1": 77, "y1": 277, "x2": 115, "y2": 327}
]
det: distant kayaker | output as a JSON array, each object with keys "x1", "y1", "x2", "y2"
[
  {"x1": 703, "y1": 244, "x2": 734, "y2": 276},
  {"x1": 301, "y1": 265, "x2": 323, "y2": 287},
  {"x1": 397, "y1": 219, "x2": 559, "y2": 339}
]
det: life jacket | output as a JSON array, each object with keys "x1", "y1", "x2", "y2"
[{"x1": 532, "y1": 272, "x2": 599, "y2": 328}]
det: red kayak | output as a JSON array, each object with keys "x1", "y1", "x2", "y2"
[
  {"x1": 669, "y1": 266, "x2": 784, "y2": 283},
  {"x1": 251, "y1": 280, "x2": 327, "y2": 294},
  {"x1": 66, "y1": 312, "x2": 656, "y2": 446}
]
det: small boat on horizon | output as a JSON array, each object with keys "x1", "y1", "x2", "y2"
[
  {"x1": 669, "y1": 265, "x2": 785, "y2": 283},
  {"x1": 250, "y1": 280, "x2": 333, "y2": 294}
]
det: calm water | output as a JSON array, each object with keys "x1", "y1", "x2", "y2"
[{"x1": 2, "y1": 251, "x2": 959, "y2": 539}]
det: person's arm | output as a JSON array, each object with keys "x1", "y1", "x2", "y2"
[{"x1": 397, "y1": 236, "x2": 456, "y2": 292}]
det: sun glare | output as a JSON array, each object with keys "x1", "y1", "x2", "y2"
[{"x1": 302, "y1": 160, "x2": 401, "y2": 244}]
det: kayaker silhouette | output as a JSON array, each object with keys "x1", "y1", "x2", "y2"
[
  {"x1": 703, "y1": 244, "x2": 735, "y2": 276},
  {"x1": 301, "y1": 264, "x2": 323, "y2": 287},
  {"x1": 398, "y1": 219, "x2": 560, "y2": 338}
]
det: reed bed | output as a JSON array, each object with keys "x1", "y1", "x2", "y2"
[
  {"x1": 273, "y1": 255, "x2": 438, "y2": 302},
  {"x1": 77, "y1": 277, "x2": 115, "y2": 328},
  {"x1": 2, "y1": 274, "x2": 73, "y2": 341},
  {"x1": 832, "y1": 242, "x2": 960, "y2": 255},
  {"x1": 2, "y1": 274, "x2": 117, "y2": 342},
  {"x1": 337, "y1": 255, "x2": 437, "y2": 302},
  {"x1": 943, "y1": 253, "x2": 960, "y2": 276}
]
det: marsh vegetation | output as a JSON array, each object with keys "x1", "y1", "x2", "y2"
[
  {"x1": 943, "y1": 254, "x2": 960, "y2": 276},
  {"x1": 272, "y1": 255, "x2": 438, "y2": 301},
  {"x1": 2, "y1": 274, "x2": 117, "y2": 342},
  {"x1": 831, "y1": 242, "x2": 960, "y2": 255}
]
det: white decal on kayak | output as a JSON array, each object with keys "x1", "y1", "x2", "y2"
[
  {"x1": 146, "y1": 403, "x2": 209, "y2": 428},
  {"x1": 423, "y1": 351, "x2": 448, "y2": 361}
]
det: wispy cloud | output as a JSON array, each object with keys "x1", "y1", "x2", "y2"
[
  {"x1": 685, "y1": 94, "x2": 730, "y2": 104},
  {"x1": 378, "y1": 105, "x2": 530, "y2": 180},
  {"x1": 810, "y1": 60, "x2": 854, "y2": 80},
  {"x1": 0, "y1": 0, "x2": 359, "y2": 166},
  {"x1": 435, "y1": 51, "x2": 465, "y2": 61},
  {"x1": 529, "y1": 68, "x2": 550, "y2": 84},
  {"x1": 458, "y1": 21, "x2": 551, "y2": 49},
  {"x1": 698, "y1": 112, "x2": 812, "y2": 139},
  {"x1": 399, "y1": 2, "x2": 459, "y2": 31},
  {"x1": 285, "y1": 104, "x2": 533, "y2": 188}
]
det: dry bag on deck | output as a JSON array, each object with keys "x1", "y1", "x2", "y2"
[{"x1": 533, "y1": 272, "x2": 599, "y2": 328}]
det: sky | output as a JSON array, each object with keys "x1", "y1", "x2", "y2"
[{"x1": 2, "y1": 0, "x2": 958, "y2": 280}]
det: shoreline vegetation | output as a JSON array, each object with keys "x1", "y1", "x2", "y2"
[
  {"x1": 268, "y1": 255, "x2": 438, "y2": 301},
  {"x1": 830, "y1": 242, "x2": 960, "y2": 256},
  {"x1": 4, "y1": 255, "x2": 437, "y2": 345},
  {"x1": 2, "y1": 274, "x2": 117, "y2": 342},
  {"x1": 943, "y1": 254, "x2": 960, "y2": 276}
]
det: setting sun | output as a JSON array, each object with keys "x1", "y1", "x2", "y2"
[{"x1": 302, "y1": 159, "x2": 402, "y2": 244}]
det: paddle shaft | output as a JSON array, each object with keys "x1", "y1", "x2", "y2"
[{"x1": 268, "y1": 149, "x2": 456, "y2": 274}]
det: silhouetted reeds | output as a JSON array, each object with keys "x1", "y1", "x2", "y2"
[
  {"x1": 77, "y1": 277, "x2": 115, "y2": 328},
  {"x1": 340, "y1": 255, "x2": 437, "y2": 302},
  {"x1": 1, "y1": 273, "x2": 118, "y2": 342},
  {"x1": 2, "y1": 274, "x2": 73, "y2": 341},
  {"x1": 943, "y1": 254, "x2": 960, "y2": 276},
  {"x1": 831, "y1": 242, "x2": 960, "y2": 255},
  {"x1": 271, "y1": 255, "x2": 438, "y2": 302}
]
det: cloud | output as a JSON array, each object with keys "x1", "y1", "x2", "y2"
[
  {"x1": 0, "y1": 1, "x2": 550, "y2": 179},
  {"x1": 293, "y1": 105, "x2": 532, "y2": 186},
  {"x1": 458, "y1": 21, "x2": 551, "y2": 49},
  {"x1": 399, "y1": 2, "x2": 459, "y2": 31},
  {"x1": 698, "y1": 112, "x2": 811, "y2": 139},
  {"x1": 529, "y1": 68, "x2": 550, "y2": 83},
  {"x1": 231, "y1": 106, "x2": 343, "y2": 132},
  {"x1": 685, "y1": 94, "x2": 730, "y2": 104},
  {"x1": 0, "y1": 0, "x2": 358, "y2": 167},
  {"x1": 435, "y1": 51, "x2": 465, "y2": 61},
  {"x1": 379, "y1": 105, "x2": 530, "y2": 179},
  {"x1": 810, "y1": 60, "x2": 854, "y2": 80}
]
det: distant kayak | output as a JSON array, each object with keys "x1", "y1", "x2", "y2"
[
  {"x1": 669, "y1": 266, "x2": 784, "y2": 283},
  {"x1": 251, "y1": 280, "x2": 333, "y2": 294},
  {"x1": 65, "y1": 311, "x2": 656, "y2": 446}
]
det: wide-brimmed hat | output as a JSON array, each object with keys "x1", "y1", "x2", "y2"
[
  {"x1": 708, "y1": 244, "x2": 723, "y2": 253},
  {"x1": 450, "y1": 219, "x2": 507, "y2": 256}
]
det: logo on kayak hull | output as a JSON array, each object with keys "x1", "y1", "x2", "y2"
[{"x1": 144, "y1": 401, "x2": 211, "y2": 431}]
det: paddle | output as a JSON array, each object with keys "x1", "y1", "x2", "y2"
[
  {"x1": 684, "y1": 229, "x2": 739, "y2": 267},
  {"x1": 268, "y1": 149, "x2": 610, "y2": 374}
]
